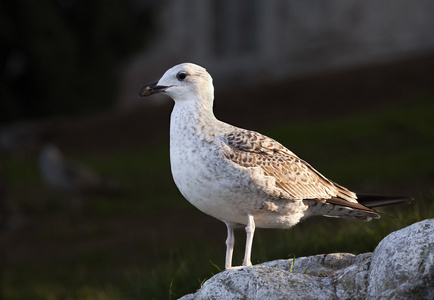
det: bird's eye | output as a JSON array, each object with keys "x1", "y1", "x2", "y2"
[{"x1": 176, "y1": 72, "x2": 187, "y2": 81}]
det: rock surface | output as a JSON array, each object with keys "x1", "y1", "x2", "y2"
[
  {"x1": 367, "y1": 219, "x2": 434, "y2": 299},
  {"x1": 179, "y1": 219, "x2": 434, "y2": 300}
]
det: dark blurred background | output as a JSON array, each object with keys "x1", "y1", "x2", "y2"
[
  {"x1": 1, "y1": 1, "x2": 434, "y2": 299},
  {"x1": 0, "y1": 0, "x2": 155, "y2": 123}
]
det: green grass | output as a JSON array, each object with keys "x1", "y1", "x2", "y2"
[{"x1": 2, "y1": 96, "x2": 434, "y2": 299}]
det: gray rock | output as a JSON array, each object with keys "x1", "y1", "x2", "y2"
[
  {"x1": 367, "y1": 219, "x2": 434, "y2": 299},
  {"x1": 179, "y1": 219, "x2": 434, "y2": 300},
  {"x1": 335, "y1": 253, "x2": 372, "y2": 300},
  {"x1": 180, "y1": 265, "x2": 337, "y2": 300}
]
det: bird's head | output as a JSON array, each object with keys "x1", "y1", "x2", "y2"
[{"x1": 139, "y1": 63, "x2": 214, "y2": 104}]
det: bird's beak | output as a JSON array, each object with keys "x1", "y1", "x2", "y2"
[{"x1": 138, "y1": 82, "x2": 169, "y2": 97}]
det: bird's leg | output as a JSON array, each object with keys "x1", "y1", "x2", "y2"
[
  {"x1": 224, "y1": 221, "x2": 236, "y2": 269},
  {"x1": 242, "y1": 214, "x2": 255, "y2": 267}
]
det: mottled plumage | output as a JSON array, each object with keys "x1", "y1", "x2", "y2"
[
  {"x1": 221, "y1": 129, "x2": 383, "y2": 219},
  {"x1": 139, "y1": 63, "x2": 412, "y2": 269}
]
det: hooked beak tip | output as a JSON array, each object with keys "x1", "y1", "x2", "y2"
[{"x1": 138, "y1": 82, "x2": 169, "y2": 97}]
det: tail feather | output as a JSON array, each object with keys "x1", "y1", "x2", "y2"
[{"x1": 356, "y1": 193, "x2": 413, "y2": 208}]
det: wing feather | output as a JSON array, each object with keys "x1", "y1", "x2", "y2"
[{"x1": 221, "y1": 129, "x2": 359, "y2": 204}]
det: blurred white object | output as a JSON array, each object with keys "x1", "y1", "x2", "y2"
[{"x1": 38, "y1": 145, "x2": 121, "y2": 196}]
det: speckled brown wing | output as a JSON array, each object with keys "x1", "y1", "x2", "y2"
[{"x1": 221, "y1": 129, "x2": 371, "y2": 211}]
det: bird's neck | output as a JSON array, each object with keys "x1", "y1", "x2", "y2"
[{"x1": 170, "y1": 97, "x2": 221, "y2": 143}]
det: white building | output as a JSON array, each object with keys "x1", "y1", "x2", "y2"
[{"x1": 119, "y1": 0, "x2": 434, "y2": 108}]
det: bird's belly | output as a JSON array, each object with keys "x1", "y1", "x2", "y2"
[
  {"x1": 170, "y1": 148, "x2": 248, "y2": 221},
  {"x1": 170, "y1": 146, "x2": 308, "y2": 228}
]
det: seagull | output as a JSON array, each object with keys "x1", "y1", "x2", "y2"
[{"x1": 139, "y1": 63, "x2": 412, "y2": 269}]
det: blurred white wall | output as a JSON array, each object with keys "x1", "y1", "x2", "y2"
[{"x1": 119, "y1": 0, "x2": 434, "y2": 108}]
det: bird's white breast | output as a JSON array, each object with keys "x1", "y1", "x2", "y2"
[{"x1": 169, "y1": 104, "x2": 236, "y2": 219}]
